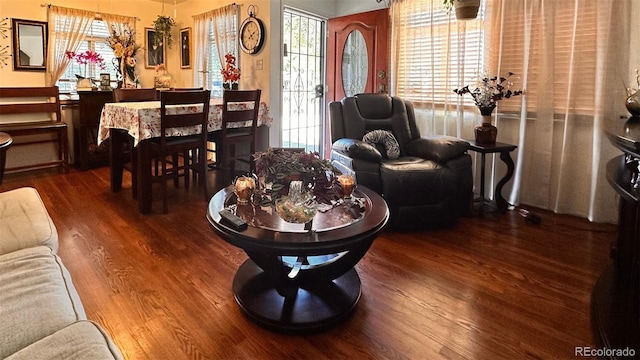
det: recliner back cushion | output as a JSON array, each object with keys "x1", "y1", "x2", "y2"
[{"x1": 340, "y1": 95, "x2": 413, "y2": 155}]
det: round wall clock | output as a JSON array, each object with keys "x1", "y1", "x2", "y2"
[{"x1": 239, "y1": 9, "x2": 265, "y2": 54}]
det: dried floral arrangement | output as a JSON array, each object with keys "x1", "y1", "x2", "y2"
[
  {"x1": 107, "y1": 25, "x2": 141, "y2": 85},
  {"x1": 454, "y1": 71, "x2": 523, "y2": 112}
]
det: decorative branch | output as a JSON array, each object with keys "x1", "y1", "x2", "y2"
[
  {"x1": 0, "y1": 45, "x2": 11, "y2": 68},
  {"x1": 0, "y1": 17, "x2": 10, "y2": 39}
]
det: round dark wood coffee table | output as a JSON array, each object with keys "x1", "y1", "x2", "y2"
[{"x1": 207, "y1": 185, "x2": 389, "y2": 333}]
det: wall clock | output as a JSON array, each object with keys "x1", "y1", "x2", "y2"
[{"x1": 239, "y1": 6, "x2": 265, "y2": 54}]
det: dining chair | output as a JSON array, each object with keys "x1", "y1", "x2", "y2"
[
  {"x1": 208, "y1": 89, "x2": 261, "y2": 184},
  {"x1": 150, "y1": 89, "x2": 210, "y2": 213},
  {"x1": 113, "y1": 88, "x2": 159, "y2": 198},
  {"x1": 113, "y1": 88, "x2": 158, "y2": 102}
]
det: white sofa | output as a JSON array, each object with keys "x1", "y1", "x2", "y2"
[{"x1": 0, "y1": 187, "x2": 123, "y2": 359}]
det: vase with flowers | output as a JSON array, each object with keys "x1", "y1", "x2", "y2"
[
  {"x1": 221, "y1": 53, "x2": 240, "y2": 90},
  {"x1": 454, "y1": 71, "x2": 523, "y2": 144},
  {"x1": 106, "y1": 25, "x2": 141, "y2": 88},
  {"x1": 65, "y1": 50, "x2": 106, "y2": 91}
]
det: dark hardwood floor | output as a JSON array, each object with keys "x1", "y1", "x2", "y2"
[{"x1": 2, "y1": 167, "x2": 616, "y2": 360}]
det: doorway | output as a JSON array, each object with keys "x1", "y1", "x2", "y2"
[{"x1": 281, "y1": 9, "x2": 326, "y2": 153}]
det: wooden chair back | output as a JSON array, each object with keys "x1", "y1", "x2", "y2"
[
  {"x1": 213, "y1": 89, "x2": 261, "y2": 178},
  {"x1": 114, "y1": 88, "x2": 158, "y2": 102},
  {"x1": 154, "y1": 89, "x2": 211, "y2": 213}
]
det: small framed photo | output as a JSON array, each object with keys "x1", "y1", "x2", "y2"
[
  {"x1": 99, "y1": 73, "x2": 111, "y2": 91},
  {"x1": 145, "y1": 27, "x2": 165, "y2": 68},
  {"x1": 180, "y1": 27, "x2": 191, "y2": 69}
]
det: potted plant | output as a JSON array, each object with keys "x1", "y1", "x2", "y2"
[
  {"x1": 443, "y1": 0, "x2": 481, "y2": 20},
  {"x1": 152, "y1": 15, "x2": 176, "y2": 49}
]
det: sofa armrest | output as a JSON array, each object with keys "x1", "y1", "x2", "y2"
[
  {"x1": 405, "y1": 135, "x2": 470, "y2": 163},
  {"x1": 332, "y1": 138, "x2": 383, "y2": 163}
]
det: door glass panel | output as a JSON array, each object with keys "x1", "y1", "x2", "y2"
[
  {"x1": 282, "y1": 9, "x2": 325, "y2": 153},
  {"x1": 341, "y1": 30, "x2": 368, "y2": 97}
]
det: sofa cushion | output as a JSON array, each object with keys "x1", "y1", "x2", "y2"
[
  {"x1": 6, "y1": 321, "x2": 123, "y2": 360},
  {"x1": 0, "y1": 187, "x2": 58, "y2": 255},
  {"x1": 0, "y1": 246, "x2": 86, "y2": 359}
]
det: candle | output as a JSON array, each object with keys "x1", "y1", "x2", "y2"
[
  {"x1": 337, "y1": 174, "x2": 356, "y2": 198},
  {"x1": 234, "y1": 176, "x2": 255, "y2": 204}
]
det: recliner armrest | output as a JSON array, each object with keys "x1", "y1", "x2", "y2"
[
  {"x1": 332, "y1": 138, "x2": 383, "y2": 163},
  {"x1": 405, "y1": 135, "x2": 470, "y2": 163}
]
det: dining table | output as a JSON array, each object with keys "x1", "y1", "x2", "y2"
[{"x1": 98, "y1": 98, "x2": 273, "y2": 213}]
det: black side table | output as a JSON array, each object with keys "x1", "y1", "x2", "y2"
[
  {"x1": 0, "y1": 132, "x2": 13, "y2": 185},
  {"x1": 467, "y1": 140, "x2": 517, "y2": 214}
]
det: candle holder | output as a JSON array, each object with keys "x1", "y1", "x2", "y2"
[
  {"x1": 337, "y1": 174, "x2": 356, "y2": 199},
  {"x1": 234, "y1": 176, "x2": 255, "y2": 204}
]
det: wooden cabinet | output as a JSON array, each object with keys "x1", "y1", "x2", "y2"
[
  {"x1": 75, "y1": 91, "x2": 113, "y2": 170},
  {"x1": 593, "y1": 117, "x2": 640, "y2": 358}
]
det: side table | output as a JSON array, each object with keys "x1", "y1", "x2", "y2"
[
  {"x1": 467, "y1": 140, "x2": 517, "y2": 214},
  {"x1": 0, "y1": 132, "x2": 13, "y2": 185}
]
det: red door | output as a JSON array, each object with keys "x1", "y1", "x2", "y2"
[{"x1": 327, "y1": 9, "x2": 390, "y2": 104}]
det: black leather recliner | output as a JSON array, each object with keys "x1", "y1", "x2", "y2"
[{"x1": 329, "y1": 93, "x2": 473, "y2": 229}]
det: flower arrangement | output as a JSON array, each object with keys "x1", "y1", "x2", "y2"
[
  {"x1": 154, "y1": 63, "x2": 166, "y2": 74},
  {"x1": 454, "y1": 71, "x2": 523, "y2": 114},
  {"x1": 221, "y1": 53, "x2": 241, "y2": 89},
  {"x1": 107, "y1": 25, "x2": 141, "y2": 87},
  {"x1": 65, "y1": 50, "x2": 106, "y2": 79},
  {"x1": 253, "y1": 148, "x2": 342, "y2": 205},
  {"x1": 152, "y1": 15, "x2": 176, "y2": 48}
]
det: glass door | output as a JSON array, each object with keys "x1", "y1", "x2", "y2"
[{"x1": 282, "y1": 9, "x2": 326, "y2": 153}]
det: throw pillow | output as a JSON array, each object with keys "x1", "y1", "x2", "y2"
[{"x1": 362, "y1": 130, "x2": 400, "y2": 159}]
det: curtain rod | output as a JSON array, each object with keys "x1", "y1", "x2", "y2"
[{"x1": 40, "y1": 3, "x2": 140, "y2": 20}]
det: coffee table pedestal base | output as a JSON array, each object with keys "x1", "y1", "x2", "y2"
[{"x1": 232, "y1": 259, "x2": 361, "y2": 334}]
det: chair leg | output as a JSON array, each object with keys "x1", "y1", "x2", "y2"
[
  {"x1": 131, "y1": 143, "x2": 138, "y2": 199},
  {"x1": 173, "y1": 153, "x2": 180, "y2": 188},
  {"x1": 161, "y1": 154, "x2": 168, "y2": 214},
  {"x1": 200, "y1": 147, "x2": 209, "y2": 200}
]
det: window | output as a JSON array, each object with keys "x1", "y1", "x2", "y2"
[
  {"x1": 194, "y1": 5, "x2": 239, "y2": 97},
  {"x1": 207, "y1": 32, "x2": 225, "y2": 98},
  {"x1": 55, "y1": 20, "x2": 118, "y2": 93},
  {"x1": 489, "y1": 1, "x2": 599, "y2": 114},
  {"x1": 391, "y1": 0, "x2": 485, "y2": 108}
]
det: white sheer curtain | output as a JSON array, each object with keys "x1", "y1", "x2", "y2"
[
  {"x1": 192, "y1": 4, "x2": 239, "y2": 89},
  {"x1": 45, "y1": 5, "x2": 93, "y2": 86},
  {"x1": 391, "y1": 0, "x2": 630, "y2": 223}
]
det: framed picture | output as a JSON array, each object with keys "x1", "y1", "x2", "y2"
[
  {"x1": 180, "y1": 27, "x2": 191, "y2": 69},
  {"x1": 12, "y1": 18, "x2": 47, "y2": 71},
  {"x1": 145, "y1": 27, "x2": 165, "y2": 68},
  {"x1": 99, "y1": 73, "x2": 111, "y2": 91}
]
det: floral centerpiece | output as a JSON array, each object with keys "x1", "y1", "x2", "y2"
[
  {"x1": 65, "y1": 50, "x2": 105, "y2": 89},
  {"x1": 107, "y1": 25, "x2": 141, "y2": 88},
  {"x1": 154, "y1": 63, "x2": 171, "y2": 89},
  {"x1": 221, "y1": 53, "x2": 240, "y2": 90},
  {"x1": 454, "y1": 71, "x2": 523, "y2": 143},
  {"x1": 253, "y1": 148, "x2": 342, "y2": 206}
]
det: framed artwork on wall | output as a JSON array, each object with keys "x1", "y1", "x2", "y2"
[
  {"x1": 12, "y1": 18, "x2": 47, "y2": 71},
  {"x1": 180, "y1": 27, "x2": 191, "y2": 69},
  {"x1": 145, "y1": 27, "x2": 165, "y2": 68}
]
